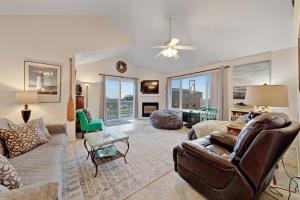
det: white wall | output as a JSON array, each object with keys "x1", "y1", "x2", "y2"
[
  {"x1": 76, "y1": 58, "x2": 165, "y2": 118},
  {"x1": 0, "y1": 15, "x2": 133, "y2": 141},
  {"x1": 271, "y1": 48, "x2": 298, "y2": 119}
]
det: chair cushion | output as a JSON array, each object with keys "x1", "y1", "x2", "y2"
[
  {"x1": 233, "y1": 113, "x2": 289, "y2": 160},
  {"x1": 210, "y1": 131, "x2": 237, "y2": 151},
  {"x1": 0, "y1": 155, "x2": 22, "y2": 189},
  {"x1": 0, "y1": 121, "x2": 48, "y2": 158}
]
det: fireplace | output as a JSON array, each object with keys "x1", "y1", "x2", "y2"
[{"x1": 142, "y1": 102, "x2": 159, "y2": 117}]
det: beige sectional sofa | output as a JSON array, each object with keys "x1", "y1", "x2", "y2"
[{"x1": 0, "y1": 118, "x2": 67, "y2": 200}]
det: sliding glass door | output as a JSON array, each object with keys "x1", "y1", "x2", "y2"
[{"x1": 105, "y1": 77, "x2": 135, "y2": 121}]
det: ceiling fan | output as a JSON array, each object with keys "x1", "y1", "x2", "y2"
[{"x1": 150, "y1": 16, "x2": 196, "y2": 59}]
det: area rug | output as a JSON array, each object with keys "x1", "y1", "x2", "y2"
[
  {"x1": 105, "y1": 120, "x2": 133, "y2": 127},
  {"x1": 62, "y1": 121, "x2": 187, "y2": 200}
]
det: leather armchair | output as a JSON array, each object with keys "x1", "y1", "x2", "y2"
[{"x1": 173, "y1": 113, "x2": 300, "y2": 200}]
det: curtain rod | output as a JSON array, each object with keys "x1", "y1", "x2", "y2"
[
  {"x1": 167, "y1": 66, "x2": 230, "y2": 79},
  {"x1": 99, "y1": 73, "x2": 138, "y2": 80}
]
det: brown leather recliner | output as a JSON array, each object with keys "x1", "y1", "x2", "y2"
[{"x1": 173, "y1": 113, "x2": 300, "y2": 200}]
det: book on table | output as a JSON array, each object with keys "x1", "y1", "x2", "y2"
[{"x1": 96, "y1": 145, "x2": 118, "y2": 158}]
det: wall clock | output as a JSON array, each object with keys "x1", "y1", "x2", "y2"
[{"x1": 116, "y1": 60, "x2": 127, "y2": 74}]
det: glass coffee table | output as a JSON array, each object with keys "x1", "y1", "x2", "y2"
[{"x1": 83, "y1": 130, "x2": 130, "y2": 177}]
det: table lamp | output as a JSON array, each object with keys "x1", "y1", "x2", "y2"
[
  {"x1": 244, "y1": 85, "x2": 289, "y2": 113},
  {"x1": 15, "y1": 91, "x2": 38, "y2": 123}
]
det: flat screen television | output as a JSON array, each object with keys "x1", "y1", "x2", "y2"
[{"x1": 141, "y1": 80, "x2": 159, "y2": 94}]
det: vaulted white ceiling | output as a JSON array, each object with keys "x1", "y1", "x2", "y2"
[{"x1": 0, "y1": 0, "x2": 296, "y2": 73}]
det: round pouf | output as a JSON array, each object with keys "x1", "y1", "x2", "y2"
[{"x1": 150, "y1": 109, "x2": 183, "y2": 130}]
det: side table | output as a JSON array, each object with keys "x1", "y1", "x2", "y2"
[{"x1": 226, "y1": 123, "x2": 246, "y2": 136}]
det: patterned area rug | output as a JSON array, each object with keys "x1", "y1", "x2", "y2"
[
  {"x1": 62, "y1": 120, "x2": 187, "y2": 200},
  {"x1": 105, "y1": 120, "x2": 133, "y2": 127}
]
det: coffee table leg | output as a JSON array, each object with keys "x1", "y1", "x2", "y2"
[
  {"x1": 90, "y1": 149, "x2": 99, "y2": 177},
  {"x1": 123, "y1": 139, "x2": 130, "y2": 164},
  {"x1": 84, "y1": 139, "x2": 90, "y2": 160}
]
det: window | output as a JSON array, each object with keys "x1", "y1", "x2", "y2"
[
  {"x1": 170, "y1": 74, "x2": 212, "y2": 110},
  {"x1": 105, "y1": 78, "x2": 135, "y2": 121}
]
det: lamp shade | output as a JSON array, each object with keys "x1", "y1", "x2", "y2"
[
  {"x1": 244, "y1": 85, "x2": 289, "y2": 107},
  {"x1": 15, "y1": 91, "x2": 38, "y2": 104}
]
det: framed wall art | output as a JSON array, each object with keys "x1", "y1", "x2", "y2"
[
  {"x1": 24, "y1": 61, "x2": 61, "y2": 103},
  {"x1": 233, "y1": 60, "x2": 271, "y2": 100}
]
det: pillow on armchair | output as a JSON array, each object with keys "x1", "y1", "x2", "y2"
[{"x1": 82, "y1": 109, "x2": 93, "y2": 123}]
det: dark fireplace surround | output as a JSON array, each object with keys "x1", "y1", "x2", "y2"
[{"x1": 142, "y1": 102, "x2": 159, "y2": 117}]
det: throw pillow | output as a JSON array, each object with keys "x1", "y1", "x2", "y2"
[
  {"x1": 34, "y1": 118, "x2": 51, "y2": 139},
  {"x1": 83, "y1": 109, "x2": 93, "y2": 123},
  {"x1": 0, "y1": 155, "x2": 22, "y2": 189},
  {"x1": 8, "y1": 118, "x2": 51, "y2": 139},
  {"x1": 0, "y1": 181, "x2": 58, "y2": 200},
  {"x1": 0, "y1": 120, "x2": 48, "y2": 158}
]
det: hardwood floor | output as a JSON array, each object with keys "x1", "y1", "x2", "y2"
[{"x1": 125, "y1": 170, "x2": 300, "y2": 200}]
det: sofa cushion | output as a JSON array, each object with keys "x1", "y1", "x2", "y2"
[
  {"x1": 9, "y1": 144, "x2": 64, "y2": 185},
  {"x1": 0, "y1": 184, "x2": 9, "y2": 193},
  {"x1": 0, "y1": 120, "x2": 48, "y2": 158},
  {"x1": 0, "y1": 181, "x2": 58, "y2": 200},
  {"x1": 45, "y1": 134, "x2": 67, "y2": 147},
  {"x1": 0, "y1": 118, "x2": 12, "y2": 129},
  {"x1": 34, "y1": 118, "x2": 51, "y2": 139},
  {"x1": 8, "y1": 133, "x2": 65, "y2": 200},
  {"x1": 0, "y1": 155, "x2": 22, "y2": 189},
  {"x1": 9, "y1": 144, "x2": 64, "y2": 200}
]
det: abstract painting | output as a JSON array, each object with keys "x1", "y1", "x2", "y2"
[
  {"x1": 233, "y1": 61, "x2": 271, "y2": 99},
  {"x1": 24, "y1": 61, "x2": 61, "y2": 103}
]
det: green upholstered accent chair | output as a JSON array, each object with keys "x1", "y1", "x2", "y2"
[
  {"x1": 77, "y1": 110, "x2": 104, "y2": 138},
  {"x1": 200, "y1": 107, "x2": 218, "y2": 121}
]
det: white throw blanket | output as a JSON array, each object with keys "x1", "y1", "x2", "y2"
[{"x1": 192, "y1": 120, "x2": 231, "y2": 138}]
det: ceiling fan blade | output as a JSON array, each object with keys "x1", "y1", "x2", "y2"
[
  {"x1": 174, "y1": 45, "x2": 196, "y2": 50},
  {"x1": 149, "y1": 46, "x2": 167, "y2": 49},
  {"x1": 169, "y1": 38, "x2": 180, "y2": 46},
  {"x1": 174, "y1": 53, "x2": 180, "y2": 59},
  {"x1": 155, "y1": 50, "x2": 164, "y2": 58}
]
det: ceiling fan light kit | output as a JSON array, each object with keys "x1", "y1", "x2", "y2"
[
  {"x1": 162, "y1": 47, "x2": 178, "y2": 57},
  {"x1": 151, "y1": 15, "x2": 196, "y2": 59}
]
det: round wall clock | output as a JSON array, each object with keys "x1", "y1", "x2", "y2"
[{"x1": 116, "y1": 60, "x2": 127, "y2": 74}]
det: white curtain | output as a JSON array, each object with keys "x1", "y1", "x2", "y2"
[
  {"x1": 165, "y1": 78, "x2": 171, "y2": 109},
  {"x1": 217, "y1": 67, "x2": 229, "y2": 120},
  {"x1": 99, "y1": 74, "x2": 106, "y2": 121},
  {"x1": 134, "y1": 78, "x2": 139, "y2": 118}
]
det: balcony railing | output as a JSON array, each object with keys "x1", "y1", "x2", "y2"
[{"x1": 106, "y1": 100, "x2": 134, "y2": 121}]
